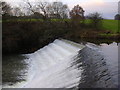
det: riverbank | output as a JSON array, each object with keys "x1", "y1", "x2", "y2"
[{"x1": 2, "y1": 20, "x2": 120, "y2": 55}]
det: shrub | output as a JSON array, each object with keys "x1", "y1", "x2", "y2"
[{"x1": 87, "y1": 12, "x2": 103, "y2": 29}]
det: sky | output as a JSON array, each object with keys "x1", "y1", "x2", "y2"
[{"x1": 3, "y1": 0, "x2": 120, "y2": 19}]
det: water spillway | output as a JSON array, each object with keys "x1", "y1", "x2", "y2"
[
  {"x1": 22, "y1": 39, "x2": 85, "y2": 88},
  {"x1": 3, "y1": 39, "x2": 118, "y2": 88}
]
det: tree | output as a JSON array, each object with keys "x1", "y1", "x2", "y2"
[
  {"x1": 0, "y1": 1, "x2": 2, "y2": 16},
  {"x1": 114, "y1": 14, "x2": 120, "y2": 20},
  {"x1": 46, "y1": 2, "x2": 69, "y2": 19},
  {"x1": 36, "y1": 1, "x2": 48, "y2": 19},
  {"x1": 23, "y1": 0, "x2": 49, "y2": 19},
  {"x1": 70, "y1": 5, "x2": 85, "y2": 19},
  {"x1": 1, "y1": 1, "x2": 12, "y2": 21},
  {"x1": 31, "y1": 12, "x2": 44, "y2": 19},
  {"x1": 23, "y1": 0, "x2": 36, "y2": 15},
  {"x1": 70, "y1": 5, "x2": 85, "y2": 26},
  {"x1": 12, "y1": 7, "x2": 24, "y2": 16},
  {"x1": 118, "y1": 1, "x2": 120, "y2": 14},
  {"x1": 87, "y1": 12, "x2": 103, "y2": 29},
  {"x1": 60, "y1": 4, "x2": 69, "y2": 19},
  {"x1": 1, "y1": 1, "x2": 12, "y2": 16}
]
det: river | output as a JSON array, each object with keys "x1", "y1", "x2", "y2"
[{"x1": 2, "y1": 39, "x2": 119, "y2": 88}]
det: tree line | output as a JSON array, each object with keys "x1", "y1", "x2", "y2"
[
  {"x1": 1, "y1": 0, "x2": 103, "y2": 29},
  {"x1": 1, "y1": 0, "x2": 86, "y2": 20},
  {"x1": 2, "y1": 0, "x2": 105, "y2": 54}
]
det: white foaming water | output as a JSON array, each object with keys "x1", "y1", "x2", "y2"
[{"x1": 4, "y1": 39, "x2": 85, "y2": 88}]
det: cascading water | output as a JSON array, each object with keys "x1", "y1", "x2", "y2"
[
  {"x1": 21, "y1": 39, "x2": 85, "y2": 88},
  {"x1": 3, "y1": 39, "x2": 118, "y2": 88}
]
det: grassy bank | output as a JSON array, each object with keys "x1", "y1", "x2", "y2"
[{"x1": 102, "y1": 20, "x2": 119, "y2": 33}]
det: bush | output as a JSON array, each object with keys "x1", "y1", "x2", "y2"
[
  {"x1": 2, "y1": 20, "x2": 71, "y2": 54},
  {"x1": 87, "y1": 12, "x2": 103, "y2": 29}
]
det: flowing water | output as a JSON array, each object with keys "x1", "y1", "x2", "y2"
[
  {"x1": 100, "y1": 42, "x2": 118, "y2": 87},
  {"x1": 2, "y1": 39, "x2": 119, "y2": 88}
]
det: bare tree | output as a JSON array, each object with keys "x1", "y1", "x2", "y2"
[
  {"x1": 1, "y1": 1, "x2": 12, "y2": 16},
  {"x1": 46, "y1": 2, "x2": 69, "y2": 19},
  {"x1": 0, "y1": 1, "x2": 2, "y2": 16},
  {"x1": 22, "y1": 0, "x2": 48, "y2": 19},
  {"x1": 12, "y1": 7, "x2": 24, "y2": 16},
  {"x1": 22, "y1": 0, "x2": 36, "y2": 15},
  {"x1": 118, "y1": 1, "x2": 120, "y2": 14},
  {"x1": 60, "y1": 4, "x2": 69, "y2": 19},
  {"x1": 18, "y1": 0, "x2": 69, "y2": 19},
  {"x1": 36, "y1": 1, "x2": 48, "y2": 18}
]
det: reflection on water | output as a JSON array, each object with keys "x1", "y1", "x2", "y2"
[
  {"x1": 100, "y1": 42, "x2": 118, "y2": 86},
  {"x1": 2, "y1": 55, "x2": 28, "y2": 87}
]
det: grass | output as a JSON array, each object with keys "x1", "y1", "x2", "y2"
[
  {"x1": 2, "y1": 19, "x2": 44, "y2": 22},
  {"x1": 85, "y1": 19, "x2": 119, "y2": 33},
  {"x1": 102, "y1": 19, "x2": 119, "y2": 33},
  {"x1": 2, "y1": 18, "x2": 71, "y2": 22},
  {"x1": 100, "y1": 33, "x2": 118, "y2": 37}
]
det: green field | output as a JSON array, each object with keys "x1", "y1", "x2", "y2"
[
  {"x1": 102, "y1": 20, "x2": 119, "y2": 33},
  {"x1": 85, "y1": 19, "x2": 119, "y2": 33}
]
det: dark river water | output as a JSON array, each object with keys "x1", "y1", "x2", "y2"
[
  {"x1": 2, "y1": 39, "x2": 119, "y2": 88},
  {"x1": 100, "y1": 42, "x2": 118, "y2": 86}
]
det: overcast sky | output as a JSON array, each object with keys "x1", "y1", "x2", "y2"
[{"x1": 3, "y1": 0, "x2": 120, "y2": 19}]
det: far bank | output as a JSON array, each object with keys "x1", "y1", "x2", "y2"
[{"x1": 2, "y1": 20, "x2": 120, "y2": 54}]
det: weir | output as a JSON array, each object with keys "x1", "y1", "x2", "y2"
[
  {"x1": 22, "y1": 39, "x2": 85, "y2": 88},
  {"x1": 3, "y1": 39, "x2": 118, "y2": 88}
]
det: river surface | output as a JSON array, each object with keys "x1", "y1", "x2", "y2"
[{"x1": 2, "y1": 39, "x2": 119, "y2": 88}]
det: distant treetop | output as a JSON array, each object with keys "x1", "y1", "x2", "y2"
[
  {"x1": 114, "y1": 14, "x2": 120, "y2": 20},
  {"x1": 70, "y1": 5, "x2": 85, "y2": 18}
]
